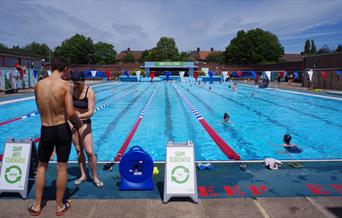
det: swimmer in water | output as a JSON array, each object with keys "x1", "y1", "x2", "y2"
[
  {"x1": 251, "y1": 93, "x2": 255, "y2": 98},
  {"x1": 280, "y1": 134, "x2": 303, "y2": 153},
  {"x1": 223, "y1": 112, "x2": 230, "y2": 123},
  {"x1": 209, "y1": 86, "x2": 212, "y2": 91},
  {"x1": 233, "y1": 82, "x2": 238, "y2": 92}
]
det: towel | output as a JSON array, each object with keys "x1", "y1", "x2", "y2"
[{"x1": 264, "y1": 158, "x2": 282, "y2": 170}]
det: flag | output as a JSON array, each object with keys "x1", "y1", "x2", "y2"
[
  {"x1": 336, "y1": 71, "x2": 341, "y2": 80},
  {"x1": 321, "y1": 71, "x2": 327, "y2": 80},
  {"x1": 165, "y1": 71, "x2": 171, "y2": 81},
  {"x1": 33, "y1": 69, "x2": 38, "y2": 79},
  {"x1": 124, "y1": 70, "x2": 129, "y2": 78},
  {"x1": 251, "y1": 71, "x2": 256, "y2": 79},
  {"x1": 293, "y1": 72, "x2": 299, "y2": 79},
  {"x1": 194, "y1": 71, "x2": 199, "y2": 81}
]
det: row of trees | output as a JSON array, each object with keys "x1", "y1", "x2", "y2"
[
  {"x1": 0, "y1": 29, "x2": 284, "y2": 65},
  {"x1": 0, "y1": 42, "x2": 52, "y2": 61},
  {"x1": 1, "y1": 29, "x2": 341, "y2": 66},
  {"x1": 304, "y1": 39, "x2": 342, "y2": 55},
  {"x1": 204, "y1": 28, "x2": 284, "y2": 65},
  {"x1": 0, "y1": 34, "x2": 117, "y2": 65},
  {"x1": 53, "y1": 34, "x2": 117, "y2": 64},
  {"x1": 138, "y1": 37, "x2": 192, "y2": 62}
]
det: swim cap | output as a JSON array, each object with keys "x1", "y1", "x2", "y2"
[
  {"x1": 71, "y1": 71, "x2": 85, "y2": 81},
  {"x1": 283, "y1": 134, "x2": 292, "y2": 144}
]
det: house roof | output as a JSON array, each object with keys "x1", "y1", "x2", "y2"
[
  {"x1": 191, "y1": 51, "x2": 223, "y2": 61},
  {"x1": 116, "y1": 50, "x2": 144, "y2": 61}
]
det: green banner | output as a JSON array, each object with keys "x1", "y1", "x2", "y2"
[{"x1": 154, "y1": 62, "x2": 185, "y2": 67}]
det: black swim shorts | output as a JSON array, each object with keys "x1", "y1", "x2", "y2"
[{"x1": 38, "y1": 123, "x2": 72, "y2": 163}]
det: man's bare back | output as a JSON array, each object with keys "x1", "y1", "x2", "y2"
[{"x1": 35, "y1": 76, "x2": 70, "y2": 126}]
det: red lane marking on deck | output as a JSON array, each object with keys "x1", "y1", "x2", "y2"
[
  {"x1": 306, "y1": 184, "x2": 332, "y2": 195},
  {"x1": 198, "y1": 186, "x2": 218, "y2": 197},
  {"x1": 330, "y1": 184, "x2": 342, "y2": 194},
  {"x1": 249, "y1": 185, "x2": 268, "y2": 195},
  {"x1": 223, "y1": 186, "x2": 245, "y2": 196}
]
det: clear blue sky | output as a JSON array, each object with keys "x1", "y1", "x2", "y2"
[{"x1": 1, "y1": 0, "x2": 341, "y2": 53}]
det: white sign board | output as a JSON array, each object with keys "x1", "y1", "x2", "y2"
[
  {"x1": 163, "y1": 141, "x2": 198, "y2": 203},
  {"x1": 0, "y1": 141, "x2": 35, "y2": 198}
]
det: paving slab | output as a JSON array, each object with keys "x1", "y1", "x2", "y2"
[
  {"x1": 257, "y1": 197, "x2": 327, "y2": 218},
  {"x1": 310, "y1": 197, "x2": 342, "y2": 218},
  {"x1": 202, "y1": 198, "x2": 264, "y2": 218},
  {"x1": 0, "y1": 200, "x2": 31, "y2": 218},
  {"x1": 147, "y1": 199, "x2": 206, "y2": 218},
  {"x1": 93, "y1": 199, "x2": 148, "y2": 218}
]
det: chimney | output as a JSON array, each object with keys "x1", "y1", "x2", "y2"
[
  {"x1": 210, "y1": 47, "x2": 214, "y2": 52},
  {"x1": 197, "y1": 47, "x2": 200, "y2": 52},
  {"x1": 127, "y1": 48, "x2": 131, "y2": 52}
]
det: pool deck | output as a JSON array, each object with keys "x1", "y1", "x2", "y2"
[
  {"x1": 0, "y1": 162, "x2": 342, "y2": 217},
  {"x1": 239, "y1": 81, "x2": 342, "y2": 99}
]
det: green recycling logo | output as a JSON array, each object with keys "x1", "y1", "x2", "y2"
[
  {"x1": 4, "y1": 165, "x2": 22, "y2": 184},
  {"x1": 171, "y1": 165, "x2": 189, "y2": 184}
]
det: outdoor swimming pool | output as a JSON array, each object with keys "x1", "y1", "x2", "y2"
[{"x1": 0, "y1": 81, "x2": 341, "y2": 161}]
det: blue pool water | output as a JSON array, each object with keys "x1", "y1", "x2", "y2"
[{"x1": 0, "y1": 81, "x2": 341, "y2": 161}]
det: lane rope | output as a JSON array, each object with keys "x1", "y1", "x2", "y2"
[
  {"x1": 172, "y1": 83, "x2": 240, "y2": 160},
  {"x1": 28, "y1": 87, "x2": 141, "y2": 143},
  {"x1": 0, "y1": 85, "x2": 135, "y2": 127},
  {"x1": 113, "y1": 84, "x2": 159, "y2": 162}
]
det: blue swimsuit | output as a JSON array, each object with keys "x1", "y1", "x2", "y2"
[{"x1": 285, "y1": 146, "x2": 303, "y2": 153}]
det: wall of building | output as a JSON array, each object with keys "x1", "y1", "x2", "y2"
[{"x1": 303, "y1": 53, "x2": 342, "y2": 90}]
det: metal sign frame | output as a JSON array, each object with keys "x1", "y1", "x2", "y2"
[{"x1": 163, "y1": 141, "x2": 198, "y2": 203}]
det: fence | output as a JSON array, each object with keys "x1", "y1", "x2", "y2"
[{"x1": 0, "y1": 67, "x2": 38, "y2": 92}]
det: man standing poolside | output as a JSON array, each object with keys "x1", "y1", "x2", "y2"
[{"x1": 28, "y1": 58, "x2": 83, "y2": 216}]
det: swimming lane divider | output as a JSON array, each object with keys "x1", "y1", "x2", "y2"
[
  {"x1": 172, "y1": 83, "x2": 240, "y2": 160},
  {"x1": 113, "y1": 84, "x2": 159, "y2": 162},
  {"x1": 31, "y1": 88, "x2": 139, "y2": 143},
  {"x1": 0, "y1": 86, "x2": 137, "y2": 127}
]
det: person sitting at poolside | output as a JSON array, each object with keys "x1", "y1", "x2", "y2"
[
  {"x1": 223, "y1": 112, "x2": 230, "y2": 123},
  {"x1": 281, "y1": 134, "x2": 303, "y2": 153},
  {"x1": 70, "y1": 71, "x2": 104, "y2": 188}
]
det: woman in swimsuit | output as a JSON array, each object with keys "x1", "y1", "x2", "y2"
[{"x1": 70, "y1": 72, "x2": 103, "y2": 187}]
